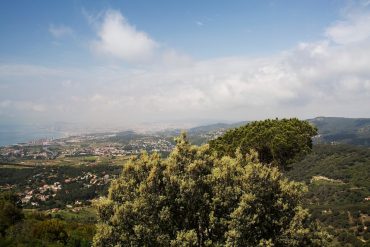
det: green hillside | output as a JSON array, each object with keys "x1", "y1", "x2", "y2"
[
  {"x1": 184, "y1": 117, "x2": 370, "y2": 147},
  {"x1": 309, "y1": 117, "x2": 370, "y2": 146},
  {"x1": 287, "y1": 144, "x2": 370, "y2": 246}
]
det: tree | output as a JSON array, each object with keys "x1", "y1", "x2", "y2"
[
  {"x1": 93, "y1": 133, "x2": 328, "y2": 246},
  {"x1": 209, "y1": 118, "x2": 317, "y2": 170},
  {"x1": 0, "y1": 192, "x2": 24, "y2": 237},
  {"x1": 32, "y1": 219, "x2": 68, "y2": 244}
]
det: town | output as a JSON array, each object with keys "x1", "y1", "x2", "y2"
[
  {"x1": 0, "y1": 131, "x2": 176, "y2": 161},
  {"x1": 0, "y1": 127, "x2": 231, "y2": 214}
]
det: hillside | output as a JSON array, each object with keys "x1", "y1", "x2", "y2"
[
  {"x1": 309, "y1": 117, "x2": 370, "y2": 146},
  {"x1": 287, "y1": 144, "x2": 370, "y2": 245},
  {"x1": 188, "y1": 121, "x2": 248, "y2": 134},
  {"x1": 185, "y1": 117, "x2": 370, "y2": 147}
]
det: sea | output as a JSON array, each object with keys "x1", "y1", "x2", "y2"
[{"x1": 0, "y1": 124, "x2": 65, "y2": 146}]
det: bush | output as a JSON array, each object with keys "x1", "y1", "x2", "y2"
[{"x1": 93, "y1": 134, "x2": 328, "y2": 246}]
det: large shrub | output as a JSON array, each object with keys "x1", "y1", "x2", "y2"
[{"x1": 93, "y1": 133, "x2": 328, "y2": 246}]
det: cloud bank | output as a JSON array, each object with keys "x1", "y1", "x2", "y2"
[{"x1": 2, "y1": 8, "x2": 370, "y2": 128}]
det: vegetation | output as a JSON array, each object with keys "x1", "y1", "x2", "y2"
[
  {"x1": 309, "y1": 117, "x2": 370, "y2": 146},
  {"x1": 287, "y1": 144, "x2": 370, "y2": 246},
  {"x1": 1, "y1": 118, "x2": 370, "y2": 246},
  {"x1": 0, "y1": 193, "x2": 96, "y2": 246},
  {"x1": 93, "y1": 133, "x2": 328, "y2": 246},
  {"x1": 0, "y1": 163, "x2": 122, "y2": 210},
  {"x1": 0, "y1": 192, "x2": 24, "y2": 237},
  {"x1": 1, "y1": 211, "x2": 95, "y2": 246},
  {"x1": 209, "y1": 118, "x2": 317, "y2": 170}
]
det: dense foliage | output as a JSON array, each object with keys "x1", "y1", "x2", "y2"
[
  {"x1": 1, "y1": 216, "x2": 95, "y2": 247},
  {"x1": 0, "y1": 164, "x2": 121, "y2": 210},
  {"x1": 287, "y1": 144, "x2": 370, "y2": 246},
  {"x1": 0, "y1": 194, "x2": 95, "y2": 247},
  {"x1": 209, "y1": 118, "x2": 317, "y2": 170},
  {"x1": 0, "y1": 192, "x2": 24, "y2": 237},
  {"x1": 309, "y1": 117, "x2": 370, "y2": 146},
  {"x1": 93, "y1": 133, "x2": 328, "y2": 246}
]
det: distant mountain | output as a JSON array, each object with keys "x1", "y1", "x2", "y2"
[
  {"x1": 183, "y1": 117, "x2": 370, "y2": 147},
  {"x1": 308, "y1": 117, "x2": 370, "y2": 146},
  {"x1": 3, "y1": 117, "x2": 370, "y2": 147},
  {"x1": 104, "y1": 131, "x2": 145, "y2": 144},
  {"x1": 188, "y1": 121, "x2": 248, "y2": 134}
]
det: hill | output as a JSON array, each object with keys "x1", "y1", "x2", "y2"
[
  {"x1": 287, "y1": 144, "x2": 370, "y2": 245},
  {"x1": 187, "y1": 121, "x2": 248, "y2": 134},
  {"x1": 184, "y1": 117, "x2": 370, "y2": 147},
  {"x1": 176, "y1": 117, "x2": 370, "y2": 147},
  {"x1": 309, "y1": 117, "x2": 370, "y2": 146}
]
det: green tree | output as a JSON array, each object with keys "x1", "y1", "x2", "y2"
[
  {"x1": 93, "y1": 133, "x2": 328, "y2": 246},
  {"x1": 0, "y1": 192, "x2": 24, "y2": 237},
  {"x1": 32, "y1": 219, "x2": 68, "y2": 244},
  {"x1": 209, "y1": 118, "x2": 317, "y2": 170}
]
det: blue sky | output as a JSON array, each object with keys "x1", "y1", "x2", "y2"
[
  {"x1": 0, "y1": 0, "x2": 344, "y2": 62},
  {"x1": 1, "y1": 0, "x2": 370, "y2": 129}
]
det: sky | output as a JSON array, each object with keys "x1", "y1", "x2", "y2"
[{"x1": 1, "y1": 0, "x2": 370, "y2": 129}]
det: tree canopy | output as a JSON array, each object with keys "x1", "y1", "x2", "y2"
[
  {"x1": 0, "y1": 192, "x2": 24, "y2": 237},
  {"x1": 209, "y1": 118, "x2": 317, "y2": 170},
  {"x1": 93, "y1": 133, "x2": 328, "y2": 246}
]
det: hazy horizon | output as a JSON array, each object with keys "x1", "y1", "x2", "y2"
[
  {"x1": 1, "y1": 1, "x2": 370, "y2": 129},
  {"x1": 1, "y1": 115, "x2": 369, "y2": 146}
]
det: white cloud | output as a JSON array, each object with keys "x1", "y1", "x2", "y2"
[
  {"x1": 49, "y1": 24, "x2": 73, "y2": 38},
  {"x1": 161, "y1": 49, "x2": 193, "y2": 67},
  {"x1": 0, "y1": 100, "x2": 46, "y2": 112},
  {"x1": 325, "y1": 12, "x2": 370, "y2": 44},
  {"x1": 22, "y1": 102, "x2": 46, "y2": 112},
  {"x1": 91, "y1": 10, "x2": 158, "y2": 62},
  {"x1": 3, "y1": 8, "x2": 370, "y2": 127},
  {"x1": 0, "y1": 100, "x2": 11, "y2": 108},
  {"x1": 90, "y1": 94, "x2": 104, "y2": 102}
]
